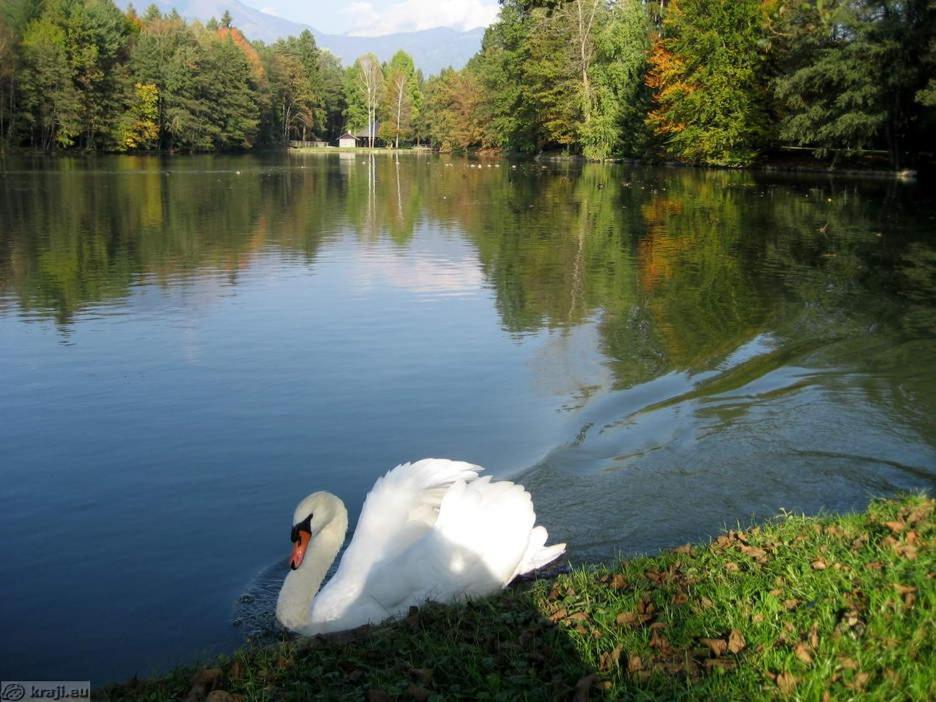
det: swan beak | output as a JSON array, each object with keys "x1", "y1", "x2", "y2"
[{"x1": 290, "y1": 531, "x2": 311, "y2": 570}]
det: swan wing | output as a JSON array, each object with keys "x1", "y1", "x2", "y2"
[
  {"x1": 363, "y1": 476, "x2": 566, "y2": 615},
  {"x1": 332, "y1": 458, "x2": 482, "y2": 583}
]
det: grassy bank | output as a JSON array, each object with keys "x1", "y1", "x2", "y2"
[{"x1": 103, "y1": 496, "x2": 933, "y2": 701}]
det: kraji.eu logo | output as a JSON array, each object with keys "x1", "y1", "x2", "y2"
[{"x1": 0, "y1": 682, "x2": 89, "y2": 701}]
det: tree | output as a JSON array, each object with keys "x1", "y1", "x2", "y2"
[
  {"x1": 424, "y1": 68, "x2": 484, "y2": 151},
  {"x1": 380, "y1": 51, "x2": 419, "y2": 148},
  {"x1": 345, "y1": 53, "x2": 383, "y2": 146},
  {"x1": 317, "y1": 50, "x2": 347, "y2": 142},
  {"x1": 773, "y1": 0, "x2": 936, "y2": 167},
  {"x1": 580, "y1": 0, "x2": 651, "y2": 159},
  {"x1": 646, "y1": 0, "x2": 770, "y2": 166},
  {"x1": 20, "y1": 16, "x2": 81, "y2": 149},
  {"x1": 114, "y1": 81, "x2": 158, "y2": 149}
]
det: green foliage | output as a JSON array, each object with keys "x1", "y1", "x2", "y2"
[
  {"x1": 379, "y1": 50, "x2": 421, "y2": 146},
  {"x1": 646, "y1": 0, "x2": 770, "y2": 166},
  {"x1": 580, "y1": 0, "x2": 651, "y2": 159},
  {"x1": 773, "y1": 0, "x2": 936, "y2": 166},
  {"x1": 2, "y1": 0, "x2": 933, "y2": 164}
]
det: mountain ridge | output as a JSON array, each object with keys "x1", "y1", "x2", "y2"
[{"x1": 115, "y1": 0, "x2": 485, "y2": 74}]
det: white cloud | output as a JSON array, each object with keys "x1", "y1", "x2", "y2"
[
  {"x1": 343, "y1": 0, "x2": 499, "y2": 37},
  {"x1": 260, "y1": 6, "x2": 282, "y2": 18}
]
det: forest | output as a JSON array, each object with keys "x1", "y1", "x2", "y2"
[{"x1": 0, "y1": 0, "x2": 934, "y2": 167}]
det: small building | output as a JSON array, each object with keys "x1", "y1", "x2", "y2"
[{"x1": 338, "y1": 124, "x2": 381, "y2": 148}]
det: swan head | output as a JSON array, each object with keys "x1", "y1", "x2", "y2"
[{"x1": 288, "y1": 492, "x2": 343, "y2": 570}]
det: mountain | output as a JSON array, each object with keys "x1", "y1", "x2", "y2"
[{"x1": 115, "y1": 0, "x2": 485, "y2": 74}]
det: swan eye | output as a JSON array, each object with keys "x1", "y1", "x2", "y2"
[{"x1": 290, "y1": 513, "x2": 313, "y2": 543}]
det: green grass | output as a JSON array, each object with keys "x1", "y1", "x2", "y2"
[{"x1": 101, "y1": 495, "x2": 934, "y2": 701}]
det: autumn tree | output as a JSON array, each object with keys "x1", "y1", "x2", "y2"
[{"x1": 646, "y1": 0, "x2": 770, "y2": 166}]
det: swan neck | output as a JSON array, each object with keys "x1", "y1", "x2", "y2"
[{"x1": 276, "y1": 498, "x2": 347, "y2": 632}]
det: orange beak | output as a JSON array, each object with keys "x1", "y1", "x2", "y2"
[{"x1": 290, "y1": 531, "x2": 311, "y2": 570}]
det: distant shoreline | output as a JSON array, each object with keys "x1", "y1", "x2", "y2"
[{"x1": 1, "y1": 146, "x2": 924, "y2": 180}]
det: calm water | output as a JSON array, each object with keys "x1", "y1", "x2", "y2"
[{"x1": 1, "y1": 153, "x2": 934, "y2": 683}]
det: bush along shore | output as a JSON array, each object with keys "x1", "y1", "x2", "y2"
[{"x1": 102, "y1": 496, "x2": 934, "y2": 701}]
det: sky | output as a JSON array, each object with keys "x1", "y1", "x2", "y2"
[{"x1": 244, "y1": 0, "x2": 501, "y2": 36}]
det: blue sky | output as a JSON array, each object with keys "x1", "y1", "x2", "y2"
[{"x1": 242, "y1": 0, "x2": 500, "y2": 36}]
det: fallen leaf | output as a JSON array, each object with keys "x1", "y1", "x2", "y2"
[
  {"x1": 727, "y1": 629, "x2": 746, "y2": 654},
  {"x1": 808, "y1": 623, "x2": 820, "y2": 649},
  {"x1": 846, "y1": 671, "x2": 870, "y2": 691},
  {"x1": 883, "y1": 520, "x2": 905, "y2": 533},
  {"x1": 548, "y1": 608, "x2": 568, "y2": 623},
  {"x1": 740, "y1": 545, "x2": 768, "y2": 562},
  {"x1": 205, "y1": 692, "x2": 234, "y2": 702},
  {"x1": 752, "y1": 613, "x2": 765, "y2": 623},
  {"x1": 609, "y1": 574, "x2": 628, "y2": 590},
  {"x1": 568, "y1": 611, "x2": 589, "y2": 622},
  {"x1": 794, "y1": 643, "x2": 813, "y2": 665},
  {"x1": 776, "y1": 671, "x2": 798, "y2": 694},
  {"x1": 811, "y1": 560, "x2": 827, "y2": 570},
  {"x1": 406, "y1": 684, "x2": 431, "y2": 702},
  {"x1": 573, "y1": 674, "x2": 597, "y2": 702},
  {"x1": 894, "y1": 543, "x2": 918, "y2": 560},
  {"x1": 838, "y1": 657, "x2": 858, "y2": 670},
  {"x1": 627, "y1": 654, "x2": 643, "y2": 673},
  {"x1": 725, "y1": 562, "x2": 740, "y2": 573},
  {"x1": 673, "y1": 544, "x2": 693, "y2": 554},
  {"x1": 700, "y1": 638, "x2": 728, "y2": 657},
  {"x1": 672, "y1": 592, "x2": 688, "y2": 605},
  {"x1": 616, "y1": 611, "x2": 637, "y2": 626},
  {"x1": 699, "y1": 596, "x2": 714, "y2": 609},
  {"x1": 867, "y1": 561, "x2": 883, "y2": 570},
  {"x1": 409, "y1": 668, "x2": 433, "y2": 686},
  {"x1": 650, "y1": 629, "x2": 670, "y2": 651},
  {"x1": 894, "y1": 584, "x2": 917, "y2": 595},
  {"x1": 598, "y1": 645, "x2": 622, "y2": 672},
  {"x1": 783, "y1": 599, "x2": 800, "y2": 611}
]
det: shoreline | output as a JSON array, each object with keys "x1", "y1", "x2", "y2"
[
  {"x1": 2, "y1": 147, "x2": 925, "y2": 180},
  {"x1": 99, "y1": 495, "x2": 934, "y2": 701}
]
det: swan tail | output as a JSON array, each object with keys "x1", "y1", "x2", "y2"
[
  {"x1": 435, "y1": 477, "x2": 561, "y2": 586},
  {"x1": 516, "y1": 525, "x2": 566, "y2": 577}
]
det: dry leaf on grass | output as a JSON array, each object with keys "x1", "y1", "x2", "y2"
[
  {"x1": 794, "y1": 642, "x2": 813, "y2": 664},
  {"x1": 727, "y1": 629, "x2": 746, "y2": 654},
  {"x1": 573, "y1": 674, "x2": 596, "y2": 702},
  {"x1": 598, "y1": 645, "x2": 622, "y2": 672},
  {"x1": 548, "y1": 608, "x2": 567, "y2": 623},
  {"x1": 776, "y1": 671, "x2": 798, "y2": 694},
  {"x1": 700, "y1": 638, "x2": 728, "y2": 657},
  {"x1": 811, "y1": 560, "x2": 827, "y2": 570}
]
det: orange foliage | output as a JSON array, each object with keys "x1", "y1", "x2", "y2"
[
  {"x1": 645, "y1": 37, "x2": 694, "y2": 138},
  {"x1": 217, "y1": 27, "x2": 265, "y2": 83}
]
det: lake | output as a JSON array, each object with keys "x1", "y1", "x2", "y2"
[{"x1": 1, "y1": 153, "x2": 934, "y2": 683}]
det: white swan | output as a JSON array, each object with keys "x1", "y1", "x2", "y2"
[{"x1": 275, "y1": 459, "x2": 565, "y2": 635}]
